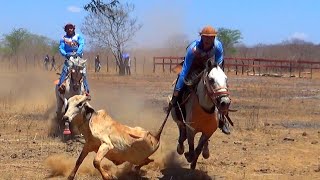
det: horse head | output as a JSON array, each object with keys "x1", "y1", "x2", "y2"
[
  {"x1": 68, "y1": 56, "x2": 87, "y2": 91},
  {"x1": 197, "y1": 59, "x2": 231, "y2": 115}
]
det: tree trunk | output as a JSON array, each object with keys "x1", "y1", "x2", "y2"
[
  {"x1": 118, "y1": 59, "x2": 126, "y2": 75},
  {"x1": 119, "y1": 64, "x2": 125, "y2": 75}
]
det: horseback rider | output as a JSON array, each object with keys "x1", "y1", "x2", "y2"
[
  {"x1": 57, "y1": 23, "x2": 90, "y2": 95},
  {"x1": 170, "y1": 25, "x2": 230, "y2": 135}
]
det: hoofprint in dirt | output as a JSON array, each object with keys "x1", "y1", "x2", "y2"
[{"x1": 0, "y1": 72, "x2": 319, "y2": 179}]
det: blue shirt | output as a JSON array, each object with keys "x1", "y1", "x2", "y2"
[
  {"x1": 175, "y1": 38, "x2": 223, "y2": 91},
  {"x1": 59, "y1": 33, "x2": 84, "y2": 57}
]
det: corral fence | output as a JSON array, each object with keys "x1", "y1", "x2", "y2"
[{"x1": 153, "y1": 56, "x2": 320, "y2": 78}]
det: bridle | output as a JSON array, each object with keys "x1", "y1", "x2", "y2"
[
  {"x1": 70, "y1": 65, "x2": 84, "y2": 91},
  {"x1": 202, "y1": 70, "x2": 231, "y2": 116}
]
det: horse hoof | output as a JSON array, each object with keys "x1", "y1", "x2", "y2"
[
  {"x1": 177, "y1": 144, "x2": 184, "y2": 155},
  {"x1": 184, "y1": 152, "x2": 194, "y2": 163},
  {"x1": 202, "y1": 148, "x2": 210, "y2": 159},
  {"x1": 190, "y1": 162, "x2": 196, "y2": 170}
]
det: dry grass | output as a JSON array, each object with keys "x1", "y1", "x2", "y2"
[{"x1": 0, "y1": 64, "x2": 319, "y2": 179}]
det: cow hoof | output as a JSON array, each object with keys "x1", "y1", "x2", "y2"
[
  {"x1": 184, "y1": 151, "x2": 194, "y2": 163},
  {"x1": 202, "y1": 148, "x2": 210, "y2": 159},
  {"x1": 177, "y1": 143, "x2": 184, "y2": 155}
]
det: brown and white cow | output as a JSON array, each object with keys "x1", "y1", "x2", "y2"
[{"x1": 63, "y1": 95, "x2": 167, "y2": 180}]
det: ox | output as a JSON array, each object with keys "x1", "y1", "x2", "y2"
[{"x1": 62, "y1": 95, "x2": 168, "y2": 180}]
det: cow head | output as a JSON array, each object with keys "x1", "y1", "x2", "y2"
[{"x1": 63, "y1": 95, "x2": 95, "y2": 123}]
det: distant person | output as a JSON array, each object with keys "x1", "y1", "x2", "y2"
[
  {"x1": 169, "y1": 25, "x2": 230, "y2": 134},
  {"x1": 50, "y1": 55, "x2": 57, "y2": 71},
  {"x1": 95, "y1": 55, "x2": 101, "y2": 72},
  {"x1": 57, "y1": 23, "x2": 90, "y2": 94},
  {"x1": 123, "y1": 53, "x2": 131, "y2": 75},
  {"x1": 44, "y1": 54, "x2": 49, "y2": 71}
]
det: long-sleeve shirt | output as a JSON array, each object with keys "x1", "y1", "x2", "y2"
[
  {"x1": 175, "y1": 38, "x2": 223, "y2": 91},
  {"x1": 59, "y1": 33, "x2": 84, "y2": 57}
]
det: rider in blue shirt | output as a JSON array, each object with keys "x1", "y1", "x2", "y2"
[
  {"x1": 170, "y1": 25, "x2": 230, "y2": 135},
  {"x1": 57, "y1": 23, "x2": 90, "y2": 94}
]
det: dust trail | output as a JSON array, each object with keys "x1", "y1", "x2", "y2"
[{"x1": 45, "y1": 153, "x2": 99, "y2": 178}]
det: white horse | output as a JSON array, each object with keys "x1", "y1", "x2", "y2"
[
  {"x1": 54, "y1": 56, "x2": 87, "y2": 137},
  {"x1": 171, "y1": 60, "x2": 233, "y2": 169}
]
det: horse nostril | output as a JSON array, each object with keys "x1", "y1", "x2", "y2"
[
  {"x1": 62, "y1": 116, "x2": 69, "y2": 122},
  {"x1": 220, "y1": 101, "x2": 227, "y2": 108}
]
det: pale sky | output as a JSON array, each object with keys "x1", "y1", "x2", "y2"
[{"x1": 1, "y1": 0, "x2": 319, "y2": 47}]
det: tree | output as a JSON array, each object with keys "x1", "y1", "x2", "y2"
[
  {"x1": 4, "y1": 28, "x2": 30, "y2": 55},
  {"x1": 82, "y1": 2, "x2": 142, "y2": 75},
  {"x1": 84, "y1": 0, "x2": 119, "y2": 16},
  {"x1": 217, "y1": 28, "x2": 242, "y2": 56}
]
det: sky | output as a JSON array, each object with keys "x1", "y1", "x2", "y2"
[{"x1": 1, "y1": 0, "x2": 320, "y2": 48}]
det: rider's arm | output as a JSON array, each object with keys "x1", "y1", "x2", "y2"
[
  {"x1": 76, "y1": 34, "x2": 85, "y2": 56},
  {"x1": 175, "y1": 46, "x2": 195, "y2": 92},
  {"x1": 59, "y1": 39, "x2": 67, "y2": 57},
  {"x1": 215, "y1": 39, "x2": 224, "y2": 65}
]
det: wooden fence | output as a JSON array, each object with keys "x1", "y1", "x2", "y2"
[{"x1": 153, "y1": 56, "x2": 320, "y2": 78}]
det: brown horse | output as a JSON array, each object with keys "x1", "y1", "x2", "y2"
[{"x1": 171, "y1": 60, "x2": 233, "y2": 169}]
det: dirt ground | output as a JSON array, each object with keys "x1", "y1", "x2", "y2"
[{"x1": 0, "y1": 69, "x2": 319, "y2": 180}]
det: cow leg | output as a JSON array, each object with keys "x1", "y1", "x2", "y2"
[
  {"x1": 134, "y1": 158, "x2": 154, "y2": 171},
  {"x1": 68, "y1": 145, "x2": 89, "y2": 180},
  {"x1": 94, "y1": 143, "x2": 114, "y2": 180},
  {"x1": 177, "y1": 123, "x2": 186, "y2": 155},
  {"x1": 190, "y1": 134, "x2": 210, "y2": 170},
  {"x1": 184, "y1": 129, "x2": 195, "y2": 163}
]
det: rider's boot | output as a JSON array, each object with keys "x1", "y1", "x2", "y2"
[
  {"x1": 83, "y1": 77, "x2": 90, "y2": 95},
  {"x1": 218, "y1": 114, "x2": 230, "y2": 135},
  {"x1": 57, "y1": 66, "x2": 68, "y2": 94}
]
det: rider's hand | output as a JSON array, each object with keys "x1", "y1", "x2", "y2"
[{"x1": 65, "y1": 54, "x2": 71, "y2": 60}]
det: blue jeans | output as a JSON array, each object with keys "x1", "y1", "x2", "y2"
[{"x1": 57, "y1": 60, "x2": 90, "y2": 93}]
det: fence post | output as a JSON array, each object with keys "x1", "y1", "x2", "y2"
[
  {"x1": 235, "y1": 59, "x2": 238, "y2": 75},
  {"x1": 106, "y1": 56, "x2": 109, "y2": 72},
  {"x1": 252, "y1": 60, "x2": 255, "y2": 75},
  {"x1": 162, "y1": 58, "x2": 165, "y2": 73},
  {"x1": 143, "y1": 57, "x2": 145, "y2": 74},
  {"x1": 169, "y1": 57, "x2": 172, "y2": 73},
  {"x1": 134, "y1": 57, "x2": 137, "y2": 74},
  {"x1": 241, "y1": 61, "x2": 244, "y2": 75},
  {"x1": 153, "y1": 57, "x2": 155, "y2": 73}
]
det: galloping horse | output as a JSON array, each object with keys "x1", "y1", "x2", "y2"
[
  {"x1": 54, "y1": 56, "x2": 87, "y2": 137},
  {"x1": 171, "y1": 59, "x2": 233, "y2": 169}
]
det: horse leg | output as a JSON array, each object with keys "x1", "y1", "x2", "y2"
[
  {"x1": 68, "y1": 144, "x2": 90, "y2": 180},
  {"x1": 177, "y1": 122, "x2": 187, "y2": 155},
  {"x1": 184, "y1": 129, "x2": 195, "y2": 163},
  {"x1": 190, "y1": 134, "x2": 210, "y2": 170},
  {"x1": 55, "y1": 98, "x2": 64, "y2": 137},
  {"x1": 202, "y1": 140, "x2": 210, "y2": 159}
]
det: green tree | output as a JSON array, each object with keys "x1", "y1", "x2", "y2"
[
  {"x1": 217, "y1": 28, "x2": 242, "y2": 56},
  {"x1": 4, "y1": 28, "x2": 30, "y2": 55}
]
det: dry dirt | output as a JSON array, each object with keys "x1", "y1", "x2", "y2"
[{"x1": 0, "y1": 69, "x2": 319, "y2": 180}]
